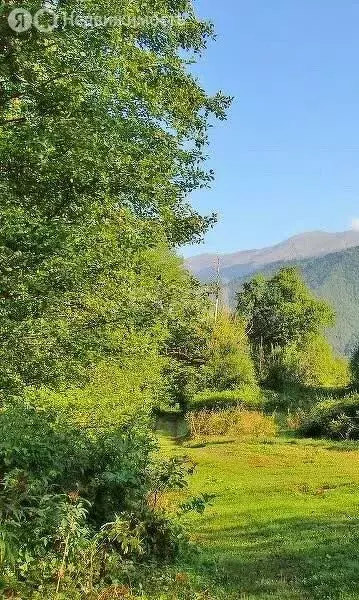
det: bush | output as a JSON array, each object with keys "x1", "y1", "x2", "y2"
[
  {"x1": 203, "y1": 313, "x2": 257, "y2": 392},
  {"x1": 298, "y1": 393, "x2": 359, "y2": 439},
  {"x1": 263, "y1": 336, "x2": 351, "y2": 392},
  {"x1": 24, "y1": 359, "x2": 163, "y2": 431},
  {"x1": 0, "y1": 404, "x2": 195, "y2": 597},
  {"x1": 186, "y1": 407, "x2": 278, "y2": 440},
  {"x1": 279, "y1": 335, "x2": 351, "y2": 389},
  {"x1": 190, "y1": 385, "x2": 264, "y2": 412}
]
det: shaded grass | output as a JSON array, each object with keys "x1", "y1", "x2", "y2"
[{"x1": 160, "y1": 434, "x2": 359, "y2": 600}]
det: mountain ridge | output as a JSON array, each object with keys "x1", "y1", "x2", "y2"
[{"x1": 186, "y1": 230, "x2": 359, "y2": 281}]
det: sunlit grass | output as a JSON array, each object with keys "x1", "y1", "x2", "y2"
[{"x1": 161, "y1": 434, "x2": 359, "y2": 600}]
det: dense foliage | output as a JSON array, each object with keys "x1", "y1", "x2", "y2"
[
  {"x1": 162, "y1": 278, "x2": 212, "y2": 411},
  {"x1": 237, "y1": 267, "x2": 334, "y2": 352},
  {"x1": 0, "y1": 404, "x2": 198, "y2": 597},
  {"x1": 350, "y1": 346, "x2": 359, "y2": 387},
  {"x1": 235, "y1": 267, "x2": 349, "y2": 389},
  {"x1": 0, "y1": 1, "x2": 231, "y2": 597},
  {"x1": 267, "y1": 334, "x2": 350, "y2": 390},
  {"x1": 0, "y1": 0, "x2": 230, "y2": 397},
  {"x1": 297, "y1": 393, "x2": 359, "y2": 440},
  {"x1": 163, "y1": 307, "x2": 256, "y2": 411},
  {"x1": 190, "y1": 386, "x2": 263, "y2": 412},
  {"x1": 228, "y1": 246, "x2": 359, "y2": 356},
  {"x1": 202, "y1": 312, "x2": 256, "y2": 392},
  {"x1": 1, "y1": 0, "x2": 359, "y2": 597}
]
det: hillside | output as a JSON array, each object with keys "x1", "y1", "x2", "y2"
[
  {"x1": 187, "y1": 230, "x2": 359, "y2": 282},
  {"x1": 224, "y1": 246, "x2": 359, "y2": 356},
  {"x1": 186, "y1": 232, "x2": 359, "y2": 356}
]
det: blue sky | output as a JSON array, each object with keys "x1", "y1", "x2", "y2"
[{"x1": 183, "y1": 0, "x2": 359, "y2": 256}]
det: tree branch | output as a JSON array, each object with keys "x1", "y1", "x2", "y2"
[{"x1": 0, "y1": 116, "x2": 26, "y2": 125}]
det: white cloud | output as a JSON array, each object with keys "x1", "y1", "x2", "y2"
[{"x1": 351, "y1": 218, "x2": 359, "y2": 231}]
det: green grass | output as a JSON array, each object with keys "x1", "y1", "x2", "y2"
[{"x1": 160, "y1": 434, "x2": 359, "y2": 600}]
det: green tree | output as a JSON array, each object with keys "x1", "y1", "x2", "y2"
[
  {"x1": 203, "y1": 312, "x2": 256, "y2": 392},
  {"x1": 162, "y1": 304, "x2": 257, "y2": 410},
  {"x1": 0, "y1": 1, "x2": 230, "y2": 397},
  {"x1": 350, "y1": 346, "x2": 359, "y2": 387},
  {"x1": 0, "y1": 6, "x2": 230, "y2": 593},
  {"x1": 237, "y1": 267, "x2": 335, "y2": 355},
  {"x1": 162, "y1": 275, "x2": 212, "y2": 410}
]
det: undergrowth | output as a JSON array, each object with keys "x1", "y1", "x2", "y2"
[{"x1": 186, "y1": 407, "x2": 278, "y2": 440}]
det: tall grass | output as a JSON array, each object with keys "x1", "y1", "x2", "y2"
[{"x1": 186, "y1": 407, "x2": 278, "y2": 440}]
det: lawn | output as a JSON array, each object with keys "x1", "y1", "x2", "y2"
[{"x1": 161, "y1": 435, "x2": 359, "y2": 600}]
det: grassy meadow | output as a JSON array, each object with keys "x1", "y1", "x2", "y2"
[{"x1": 160, "y1": 433, "x2": 359, "y2": 600}]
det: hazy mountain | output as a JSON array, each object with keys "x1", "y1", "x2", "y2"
[
  {"x1": 186, "y1": 231, "x2": 359, "y2": 356},
  {"x1": 186, "y1": 231, "x2": 359, "y2": 282}
]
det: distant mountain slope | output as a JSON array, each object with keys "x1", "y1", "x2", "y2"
[
  {"x1": 186, "y1": 230, "x2": 359, "y2": 282},
  {"x1": 225, "y1": 246, "x2": 359, "y2": 356},
  {"x1": 186, "y1": 231, "x2": 359, "y2": 356}
]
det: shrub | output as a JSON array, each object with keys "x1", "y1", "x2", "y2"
[
  {"x1": 298, "y1": 393, "x2": 359, "y2": 439},
  {"x1": 263, "y1": 336, "x2": 351, "y2": 392},
  {"x1": 203, "y1": 313, "x2": 257, "y2": 392},
  {"x1": 186, "y1": 407, "x2": 278, "y2": 440},
  {"x1": 279, "y1": 335, "x2": 351, "y2": 389},
  {"x1": 0, "y1": 405, "x2": 195, "y2": 597},
  {"x1": 286, "y1": 409, "x2": 307, "y2": 432},
  {"x1": 263, "y1": 385, "x2": 318, "y2": 412},
  {"x1": 24, "y1": 360, "x2": 162, "y2": 431},
  {"x1": 190, "y1": 385, "x2": 264, "y2": 412}
]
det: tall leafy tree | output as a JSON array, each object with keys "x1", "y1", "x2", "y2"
[
  {"x1": 162, "y1": 274, "x2": 212, "y2": 410},
  {"x1": 237, "y1": 267, "x2": 335, "y2": 352},
  {"x1": 0, "y1": 1, "x2": 230, "y2": 396}
]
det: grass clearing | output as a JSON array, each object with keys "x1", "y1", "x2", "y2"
[{"x1": 160, "y1": 433, "x2": 359, "y2": 600}]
